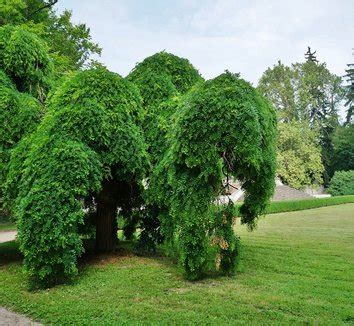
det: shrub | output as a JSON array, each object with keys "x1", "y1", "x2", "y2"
[
  {"x1": 234, "y1": 195, "x2": 354, "y2": 215},
  {"x1": 328, "y1": 171, "x2": 354, "y2": 196}
]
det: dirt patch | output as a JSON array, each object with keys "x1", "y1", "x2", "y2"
[{"x1": 80, "y1": 247, "x2": 135, "y2": 267}]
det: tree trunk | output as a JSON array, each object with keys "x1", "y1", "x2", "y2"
[{"x1": 95, "y1": 179, "x2": 120, "y2": 252}]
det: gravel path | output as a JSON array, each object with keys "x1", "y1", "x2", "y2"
[
  {"x1": 0, "y1": 308, "x2": 41, "y2": 326},
  {"x1": 0, "y1": 231, "x2": 16, "y2": 243}
]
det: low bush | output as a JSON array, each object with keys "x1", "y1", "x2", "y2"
[
  {"x1": 328, "y1": 171, "x2": 354, "y2": 196},
  {"x1": 234, "y1": 195, "x2": 354, "y2": 215}
]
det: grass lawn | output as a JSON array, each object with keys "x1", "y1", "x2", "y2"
[
  {"x1": 0, "y1": 204, "x2": 353, "y2": 324},
  {"x1": 0, "y1": 221, "x2": 16, "y2": 232}
]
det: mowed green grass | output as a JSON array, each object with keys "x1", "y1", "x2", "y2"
[
  {"x1": 0, "y1": 221, "x2": 16, "y2": 231},
  {"x1": 0, "y1": 204, "x2": 353, "y2": 324}
]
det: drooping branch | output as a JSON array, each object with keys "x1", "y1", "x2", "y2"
[{"x1": 27, "y1": 0, "x2": 59, "y2": 19}]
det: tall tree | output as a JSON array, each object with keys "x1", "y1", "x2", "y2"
[
  {"x1": 258, "y1": 61, "x2": 296, "y2": 122},
  {"x1": 305, "y1": 46, "x2": 318, "y2": 63},
  {"x1": 332, "y1": 124, "x2": 354, "y2": 172},
  {"x1": 344, "y1": 62, "x2": 354, "y2": 125},
  {"x1": 258, "y1": 49, "x2": 344, "y2": 185}
]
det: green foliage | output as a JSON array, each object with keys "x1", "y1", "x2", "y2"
[
  {"x1": 258, "y1": 59, "x2": 344, "y2": 185},
  {"x1": 0, "y1": 0, "x2": 27, "y2": 25},
  {"x1": 258, "y1": 60, "x2": 343, "y2": 124},
  {"x1": 277, "y1": 121, "x2": 324, "y2": 189},
  {"x1": 6, "y1": 68, "x2": 148, "y2": 285},
  {"x1": 0, "y1": 0, "x2": 101, "y2": 74},
  {"x1": 128, "y1": 51, "x2": 203, "y2": 103},
  {"x1": 127, "y1": 52, "x2": 204, "y2": 254},
  {"x1": 234, "y1": 195, "x2": 354, "y2": 215},
  {"x1": 0, "y1": 25, "x2": 52, "y2": 99},
  {"x1": 211, "y1": 202, "x2": 240, "y2": 275},
  {"x1": 128, "y1": 51, "x2": 203, "y2": 159},
  {"x1": 47, "y1": 9, "x2": 102, "y2": 70},
  {"x1": 257, "y1": 60, "x2": 296, "y2": 122},
  {"x1": 332, "y1": 124, "x2": 354, "y2": 173},
  {"x1": 328, "y1": 171, "x2": 354, "y2": 196},
  {"x1": 150, "y1": 72, "x2": 277, "y2": 279},
  {"x1": 344, "y1": 63, "x2": 353, "y2": 125},
  {"x1": 0, "y1": 84, "x2": 43, "y2": 187}
]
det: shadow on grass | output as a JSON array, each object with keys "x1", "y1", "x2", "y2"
[
  {"x1": 0, "y1": 238, "x2": 243, "y2": 289},
  {"x1": 0, "y1": 240, "x2": 22, "y2": 265}
]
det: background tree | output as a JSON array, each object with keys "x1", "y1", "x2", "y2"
[
  {"x1": 328, "y1": 170, "x2": 354, "y2": 196},
  {"x1": 332, "y1": 124, "x2": 354, "y2": 173},
  {"x1": 257, "y1": 61, "x2": 296, "y2": 122},
  {"x1": 258, "y1": 49, "x2": 344, "y2": 185},
  {"x1": 344, "y1": 62, "x2": 354, "y2": 125},
  {"x1": 277, "y1": 121, "x2": 324, "y2": 189},
  {"x1": 305, "y1": 46, "x2": 318, "y2": 63},
  {"x1": 0, "y1": 0, "x2": 101, "y2": 74}
]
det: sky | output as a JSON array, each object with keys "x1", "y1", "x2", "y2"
[{"x1": 55, "y1": 0, "x2": 353, "y2": 86}]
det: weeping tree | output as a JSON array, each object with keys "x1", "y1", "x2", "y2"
[
  {"x1": 148, "y1": 72, "x2": 277, "y2": 280},
  {"x1": 126, "y1": 52, "x2": 204, "y2": 251},
  {"x1": 5, "y1": 50, "x2": 277, "y2": 286},
  {"x1": 6, "y1": 68, "x2": 149, "y2": 285}
]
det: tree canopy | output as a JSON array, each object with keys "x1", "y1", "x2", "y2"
[
  {"x1": 6, "y1": 68, "x2": 149, "y2": 285},
  {"x1": 258, "y1": 55, "x2": 344, "y2": 185},
  {"x1": 0, "y1": 25, "x2": 49, "y2": 202},
  {"x1": 149, "y1": 72, "x2": 277, "y2": 279},
  {"x1": 277, "y1": 121, "x2": 323, "y2": 189},
  {"x1": 2, "y1": 41, "x2": 277, "y2": 285},
  {"x1": 0, "y1": 0, "x2": 101, "y2": 74},
  {"x1": 332, "y1": 124, "x2": 354, "y2": 173}
]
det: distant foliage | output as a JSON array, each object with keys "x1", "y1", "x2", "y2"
[
  {"x1": 149, "y1": 72, "x2": 277, "y2": 279},
  {"x1": 332, "y1": 124, "x2": 354, "y2": 173},
  {"x1": 277, "y1": 121, "x2": 324, "y2": 189},
  {"x1": 0, "y1": 0, "x2": 101, "y2": 72},
  {"x1": 6, "y1": 68, "x2": 148, "y2": 285},
  {"x1": 328, "y1": 171, "x2": 354, "y2": 196},
  {"x1": 258, "y1": 58, "x2": 344, "y2": 185}
]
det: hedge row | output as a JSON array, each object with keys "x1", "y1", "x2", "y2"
[{"x1": 234, "y1": 195, "x2": 354, "y2": 216}]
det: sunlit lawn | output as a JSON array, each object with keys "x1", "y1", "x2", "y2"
[{"x1": 0, "y1": 204, "x2": 353, "y2": 324}]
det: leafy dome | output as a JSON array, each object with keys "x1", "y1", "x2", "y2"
[
  {"x1": 127, "y1": 51, "x2": 203, "y2": 108},
  {"x1": 6, "y1": 67, "x2": 148, "y2": 284},
  {"x1": 127, "y1": 52, "x2": 203, "y2": 163},
  {"x1": 149, "y1": 71, "x2": 277, "y2": 279}
]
